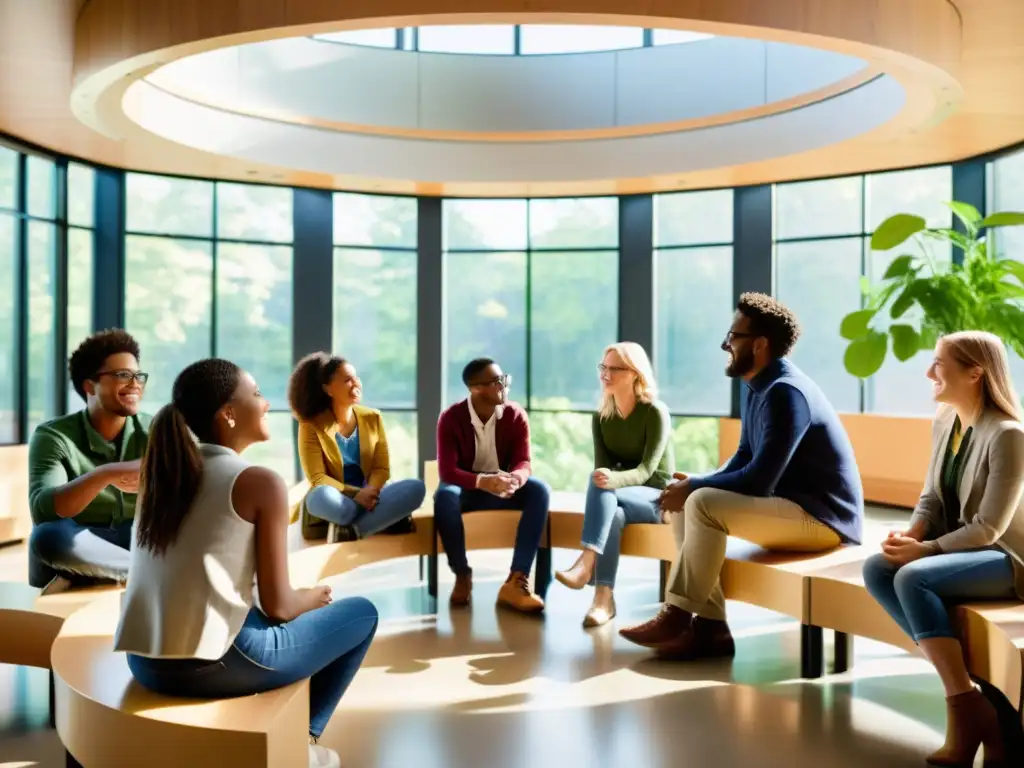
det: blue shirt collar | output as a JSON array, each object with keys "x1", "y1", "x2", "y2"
[{"x1": 748, "y1": 357, "x2": 790, "y2": 393}]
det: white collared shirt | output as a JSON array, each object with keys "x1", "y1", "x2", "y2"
[{"x1": 469, "y1": 401, "x2": 503, "y2": 485}]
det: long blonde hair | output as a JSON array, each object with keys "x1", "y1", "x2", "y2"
[
  {"x1": 941, "y1": 331, "x2": 1021, "y2": 421},
  {"x1": 598, "y1": 342, "x2": 659, "y2": 420}
]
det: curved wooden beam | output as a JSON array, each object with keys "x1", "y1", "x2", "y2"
[{"x1": 59, "y1": 0, "x2": 977, "y2": 195}]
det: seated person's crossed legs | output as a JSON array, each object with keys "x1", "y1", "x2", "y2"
[{"x1": 620, "y1": 487, "x2": 840, "y2": 658}]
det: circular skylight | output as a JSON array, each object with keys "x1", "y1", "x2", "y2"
[{"x1": 312, "y1": 25, "x2": 713, "y2": 55}]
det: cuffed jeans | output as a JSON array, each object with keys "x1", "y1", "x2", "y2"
[
  {"x1": 127, "y1": 597, "x2": 379, "y2": 738},
  {"x1": 580, "y1": 479, "x2": 662, "y2": 588},
  {"x1": 862, "y1": 548, "x2": 1016, "y2": 642},
  {"x1": 28, "y1": 518, "x2": 133, "y2": 588},
  {"x1": 665, "y1": 487, "x2": 841, "y2": 620},
  {"x1": 305, "y1": 479, "x2": 426, "y2": 538},
  {"x1": 433, "y1": 476, "x2": 550, "y2": 576}
]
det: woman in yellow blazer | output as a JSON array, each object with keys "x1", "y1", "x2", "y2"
[{"x1": 288, "y1": 352, "x2": 425, "y2": 541}]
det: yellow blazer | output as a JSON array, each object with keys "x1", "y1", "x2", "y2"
[{"x1": 291, "y1": 406, "x2": 391, "y2": 526}]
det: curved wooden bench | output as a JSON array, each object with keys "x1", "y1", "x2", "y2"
[{"x1": 808, "y1": 556, "x2": 1024, "y2": 728}]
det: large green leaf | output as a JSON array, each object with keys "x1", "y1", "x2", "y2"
[
  {"x1": 999, "y1": 258, "x2": 1024, "y2": 284},
  {"x1": 918, "y1": 324, "x2": 940, "y2": 351},
  {"x1": 890, "y1": 281, "x2": 919, "y2": 318},
  {"x1": 844, "y1": 331, "x2": 888, "y2": 378},
  {"x1": 890, "y1": 324, "x2": 920, "y2": 361},
  {"x1": 979, "y1": 212, "x2": 1024, "y2": 229},
  {"x1": 945, "y1": 201, "x2": 982, "y2": 236},
  {"x1": 881, "y1": 254, "x2": 916, "y2": 280},
  {"x1": 870, "y1": 214, "x2": 927, "y2": 251},
  {"x1": 839, "y1": 308, "x2": 876, "y2": 341}
]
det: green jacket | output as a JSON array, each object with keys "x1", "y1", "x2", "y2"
[{"x1": 28, "y1": 410, "x2": 152, "y2": 526}]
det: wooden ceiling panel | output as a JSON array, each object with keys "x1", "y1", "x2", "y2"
[{"x1": 0, "y1": 0, "x2": 1021, "y2": 195}]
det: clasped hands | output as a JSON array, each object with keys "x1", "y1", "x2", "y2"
[
  {"x1": 880, "y1": 529, "x2": 933, "y2": 565},
  {"x1": 353, "y1": 486, "x2": 381, "y2": 510},
  {"x1": 478, "y1": 471, "x2": 522, "y2": 498}
]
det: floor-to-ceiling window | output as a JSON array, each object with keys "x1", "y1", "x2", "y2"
[
  {"x1": 773, "y1": 166, "x2": 953, "y2": 416},
  {"x1": 25, "y1": 155, "x2": 61, "y2": 434},
  {"x1": 442, "y1": 197, "x2": 619, "y2": 491},
  {"x1": 332, "y1": 192, "x2": 419, "y2": 480},
  {"x1": 66, "y1": 162, "x2": 95, "y2": 410},
  {"x1": 653, "y1": 189, "x2": 731, "y2": 472},
  {"x1": 123, "y1": 173, "x2": 297, "y2": 481},
  {"x1": 988, "y1": 147, "x2": 1024, "y2": 389},
  {"x1": 0, "y1": 145, "x2": 18, "y2": 442}
]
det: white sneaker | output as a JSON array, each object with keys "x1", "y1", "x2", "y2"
[{"x1": 309, "y1": 743, "x2": 341, "y2": 768}]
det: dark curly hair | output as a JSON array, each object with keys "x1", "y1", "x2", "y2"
[
  {"x1": 288, "y1": 352, "x2": 348, "y2": 421},
  {"x1": 68, "y1": 328, "x2": 141, "y2": 400},
  {"x1": 138, "y1": 358, "x2": 242, "y2": 556},
  {"x1": 737, "y1": 292, "x2": 801, "y2": 359}
]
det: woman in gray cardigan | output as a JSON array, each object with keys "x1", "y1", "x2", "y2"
[{"x1": 863, "y1": 331, "x2": 1024, "y2": 768}]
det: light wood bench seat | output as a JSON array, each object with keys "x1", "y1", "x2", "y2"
[{"x1": 808, "y1": 554, "x2": 1024, "y2": 728}]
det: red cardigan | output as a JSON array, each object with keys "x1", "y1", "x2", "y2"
[{"x1": 436, "y1": 399, "x2": 532, "y2": 490}]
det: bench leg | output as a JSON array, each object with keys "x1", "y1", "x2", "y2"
[
  {"x1": 833, "y1": 631, "x2": 852, "y2": 674},
  {"x1": 801, "y1": 624, "x2": 824, "y2": 679},
  {"x1": 975, "y1": 678, "x2": 1024, "y2": 761},
  {"x1": 419, "y1": 555, "x2": 424, "y2": 582},
  {"x1": 66, "y1": 750, "x2": 83, "y2": 768},
  {"x1": 534, "y1": 546, "x2": 552, "y2": 597},
  {"x1": 659, "y1": 560, "x2": 670, "y2": 601},
  {"x1": 49, "y1": 669, "x2": 56, "y2": 729},
  {"x1": 427, "y1": 536, "x2": 438, "y2": 599}
]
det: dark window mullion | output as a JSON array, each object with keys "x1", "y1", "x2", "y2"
[
  {"x1": 14, "y1": 151, "x2": 28, "y2": 442},
  {"x1": 210, "y1": 185, "x2": 219, "y2": 358},
  {"x1": 55, "y1": 159, "x2": 69, "y2": 416}
]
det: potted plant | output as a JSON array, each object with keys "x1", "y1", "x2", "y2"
[{"x1": 840, "y1": 202, "x2": 1024, "y2": 378}]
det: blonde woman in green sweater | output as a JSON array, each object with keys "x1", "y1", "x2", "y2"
[{"x1": 556, "y1": 342, "x2": 674, "y2": 627}]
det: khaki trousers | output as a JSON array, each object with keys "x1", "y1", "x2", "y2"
[{"x1": 664, "y1": 487, "x2": 841, "y2": 621}]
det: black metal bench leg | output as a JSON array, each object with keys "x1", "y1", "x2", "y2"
[
  {"x1": 418, "y1": 555, "x2": 424, "y2": 582},
  {"x1": 659, "y1": 561, "x2": 670, "y2": 601},
  {"x1": 49, "y1": 669, "x2": 56, "y2": 729},
  {"x1": 833, "y1": 631, "x2": 852, "y2": 674},
  {"x1": 801, "y1": 624, "x2": 824, "y2": 679},
  {"x1": 535, "y1": 546, "x2": 552, "y2": 597},
  {"x1": 66, "y1": 750, "x2": 83, "y2": 768},
  {"x1": 427, "y1": 540, "x2": 438, "y2": 599}
]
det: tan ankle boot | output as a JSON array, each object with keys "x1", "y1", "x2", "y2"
[
  {"x1": 450, "y1": 569, "x2": 472, "y2": 607},
  {"x1": 497, "y1": 571, "x2": 545, "y2": 613},
  {"x1": 927, "y1": 688, "x2": 1005, "y2": 766}
]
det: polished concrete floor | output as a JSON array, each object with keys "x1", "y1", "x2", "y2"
[{"x1": 0, "y1": 513, "x2": 955, "y2": 768}]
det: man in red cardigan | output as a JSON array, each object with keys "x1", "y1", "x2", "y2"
[{"x1": 435, "y1": 358, "x2": 550, "y2": 613}]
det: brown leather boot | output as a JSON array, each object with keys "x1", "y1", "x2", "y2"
[
  {"x1": 450, "y1": 569, "x2": 472, "y2": 607},
  {"x1": 497, "y1": 571, "x2": 545, "y2": 613},
  {"x1": 618, "y1": 605, "x2": 693, "y2": 649},
  {"x1": 927, "y1": 688, "x2": 1005, "y2": 766}
]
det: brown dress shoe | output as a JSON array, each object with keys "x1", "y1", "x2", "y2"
[
  {"x1": 693, "y1": 616, "x2": 736, "y2": 658},
  {"x1": 618, "y1": 604, "x2": 693, "y2": 648},
  {"x1": 450, "y1": 569, "x2": 473, "y2": 607},
  {"x1": 927, "y1": 688, "x2": 1005, "y2": 766},
  {"x1": 497, "y1": 571, "x2": 545, "y2": 613}
]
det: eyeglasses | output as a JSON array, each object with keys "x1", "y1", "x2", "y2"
[
  {"x1": 597, "y1": 364, "x2": 630, "y2": 375},
  {"x1": 472, "y1": 374, "x2": 511, "y2": 389},
  {"x1": 96, "y1": 369, "x2": 149, "y2": 385},
  {"x1": 722, "y1": 331, "x2": 758, "y2": 346}
]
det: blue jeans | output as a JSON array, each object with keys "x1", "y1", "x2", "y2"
[
  {"x1": 862, "y1": 549, "x2": 1017, "y2": 642},
  {"x1": 127, "y1": 597, "x2": 378, "y2": 738},
  {"x1": 433, "y1": 476, "x2": 550, "y2": 576},
  {"x1": 305, "y1": 478, "x2": 426, "y2": 538},
  {"x1": 28, "y1": 518, "x2": 133, "y2": 588},
  {"x1": 580, "y1": 480, "x2": 663, "y2": 587}
]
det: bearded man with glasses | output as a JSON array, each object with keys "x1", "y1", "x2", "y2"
[
  {"x1": 619, "y1": 293, "x2": 864, "y2": 660},
  {"x1": 434, "y1": 357, "x2": 550, "y2": 613},
  {"x1": 27, "y1": 329, "x2": 152, "y2": 594}
]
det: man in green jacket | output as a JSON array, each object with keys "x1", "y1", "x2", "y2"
[{"x1": 28, "y1": 329, "x2": 151, "y2": 593}]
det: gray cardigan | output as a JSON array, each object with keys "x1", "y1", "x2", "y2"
[{"x1": 910, "y1": 405, "x2": 1024, "y2": 598}]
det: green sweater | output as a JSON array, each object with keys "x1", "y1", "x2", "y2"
[
  {"x1": 28, "y1": 410, "x2": 152, "y2": 526},
  {"x1": 592, "y1": 400, "x2": 674, "y2": 490}
]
